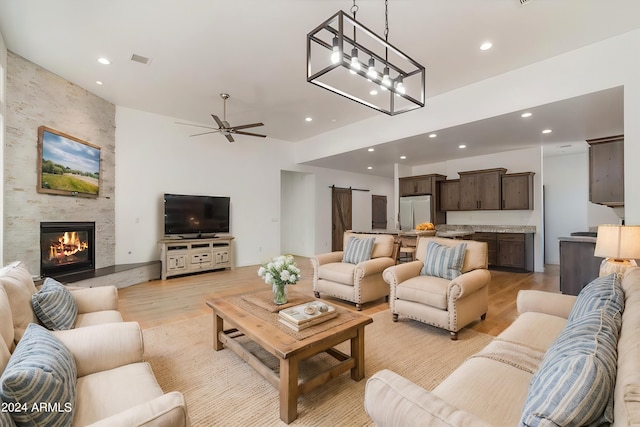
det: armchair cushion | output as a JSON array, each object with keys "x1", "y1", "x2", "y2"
[
  {"x1": 32, "y1": 277, "x2": 78, "y2": 330},
  {"x1": 343, "y1": 237, "x2": 375, "y2": 264},
  {"x1": 396, "y1": 275, "x2": 450, "y2": 310},
  {"x1": 421, "y1": 241, "x2": 467, "y2": 280},
  {"x1": 0, "y1": 323, "x2": 76, "y2": 427},
  {"x1": 318, "y1": 262, "x2": 357, "y2": 286}
]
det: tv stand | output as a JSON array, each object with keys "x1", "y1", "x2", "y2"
[{"x1": 159, "y1": 236, "x2": 234, "y2": 280}]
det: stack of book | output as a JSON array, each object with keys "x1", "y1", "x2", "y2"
[{"x1": 278, "y1": 302, "x2": 337, "y2": 331}]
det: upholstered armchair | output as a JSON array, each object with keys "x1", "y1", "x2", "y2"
[
  {"x1": 383, "y1": 236, "x2": 491, "y2": 339},
  {"x1": 311, "y1": 232, "x2": 396, "y2": 310}
]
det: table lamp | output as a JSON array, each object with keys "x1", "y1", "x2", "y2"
[{"x1": 594, "y1": 225, "x2": 640, "y2": 277}]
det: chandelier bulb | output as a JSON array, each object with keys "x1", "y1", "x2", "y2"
[
  {"x1": 331, "y1": 36, "x2": 341, "y2": 64},
  {"x1": 396, "y1": 76, "x2": 406, "y2": 95},
  {"x1": 381, "y1": 66, "x2": 391, "y2": 87},
  {"x1": 367, "y1": 57, "x2": 377, "y2": 79},
  {"x1": 350, "y1": 48, "x2": 360, "y2": 72}
]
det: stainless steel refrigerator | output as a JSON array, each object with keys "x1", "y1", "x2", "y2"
[{"x1": 399, "y1": 195, "x2": 432, "y2": 231}]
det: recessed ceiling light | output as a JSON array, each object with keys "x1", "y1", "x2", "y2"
[
  {"x1": 480, "y1": 42, "x2": 493, "y2": 51},
  {"x1": 367, "y1": 166, "x2": 373, "y2": 170},
  {"x1": 542, "y1": 129, "x2": 552, "y2": 134},
  {"x1": 331, "y1": 119, "x2": 337, "y2": 123},
  {"x1": 459, "y1": 144, "x2": 467, "y2": 149},
  {"x1": 305, "y1": 117, "x2": 312, "y2": 122},
  {"x1": 96, "y1": 81, "x2": 103, "y2": 85},
  {"x1": 368, "y1": 148, "x2": 375, "y2": 152},
  {"x1": 400, "y1": 156, "x2": 406, "y2": 160},
  {"x1": 97, "y1": 57, "x2": 111, "y2": 65},
  {"x1": 429, "y1": 133, "x2": 437, "y2": 138},
  {"x1": 521, "y1": 112, "x2": 532, "y2": 118},
  {"x1": 370, "y1": 90, "x2": 378, "y2": 95}
]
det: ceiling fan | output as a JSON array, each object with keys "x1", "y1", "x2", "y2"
[{"x1": 177, "y1": 93, "x2": 266, "y2": 142}]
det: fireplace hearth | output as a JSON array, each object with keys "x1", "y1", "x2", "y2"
[{"x1": 40, "y1": 222, "x2": 95, "y2": 278}]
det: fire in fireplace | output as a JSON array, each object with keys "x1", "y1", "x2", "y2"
[{"x1": 40, "y1": 222, "x2": 95, "y2": 278}]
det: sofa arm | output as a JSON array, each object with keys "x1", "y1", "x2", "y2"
[
  {"x1": 69, "y1": 286, "x2": 119, "y2": 314},
  {"x1": 51, "y1": 322, "x2": 144, "y2": 377},
  {"x1": 355, "y1": 257, "x2": 396, "y2": 277},
  {"x1": 382, "y1": 261, "x2": 424, "y2": 287},
  {"x1": 365, "y1": 370, "x2": 493, "y2": 427},
  {"x1": 85, "y1": 392, "x2": 190, "y2": 427},
  {"x1": 311, "y1": 251, "x2": 344, "y2": 267},
  {"x1": 516, "y1": 290, "x2": 576, "y2": 319},
  {"x1": 448, "y1": 269, "x2": 491, "y2": 300}
]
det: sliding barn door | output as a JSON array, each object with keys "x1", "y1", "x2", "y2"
[{"x1": 332, "y1": 187, "x2": 352, "y2": 251}]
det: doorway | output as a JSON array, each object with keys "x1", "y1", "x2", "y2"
[
  {"x1": 331, "y1": 187, "x2": 352, "y2": 251},
  {"x1": 372, "y1": 195, "x2": 387, "y2": 229}
]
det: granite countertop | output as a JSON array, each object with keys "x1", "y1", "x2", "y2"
[
  {"x1": 436, "y1": 224, "x2": 537, "y2": 234},
  {"x1": 436, "y1": 230, "x2": 475, "y2": 238},
  {"x1": 351, "y1": 229, "x2": 436, "y2": 236}
]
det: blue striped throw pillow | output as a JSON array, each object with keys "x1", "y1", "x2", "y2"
[
  {"x1": 0, "y1": 323, "x2": 76, "y2": 427},
  {"x1": 520, "y1": 309, "x2": 619, "y2": 427},
  {"x1": 32, "y1": 277, "x2": 77, "y2": 330},
  {"x1": 342, "y1": 237, "x2": 376, "y2": 264},
  {"x1": 420, "y1": 241, "x2": 467, "y2": 280},
  {"x1": 567, "y1": 273, "x2": 624, "y2": 327}
]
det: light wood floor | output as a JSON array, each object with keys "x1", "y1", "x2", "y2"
[{"x1": 118, "y1": 257, "x2": 560, "y2": 337}]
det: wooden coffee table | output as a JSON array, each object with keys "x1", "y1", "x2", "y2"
[{"x1": 206, "y1": 293, "x2": 373, "y2": 423}]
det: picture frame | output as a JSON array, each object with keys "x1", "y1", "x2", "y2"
[{"x1": 37, "y1": 126, "x2": 101, "y2": 198}]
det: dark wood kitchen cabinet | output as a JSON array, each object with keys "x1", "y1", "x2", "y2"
[
  {"x1": 502, "y1": 172, "x2": 535, "y2": 210},
  {"x1": 587, "y1": 135, "x2": 624, "y2": 207},
  {"x1": 472, "y1": 232, "x2": 534, "y2": 271},
  {"x1": 439, "y1": 180, "x2": 460, "y2": 211},
  {"x1": 473, "y1": 232, "x2": 497, "y2": 266},
  {"x1": 458, "y1": 168, "x2": 506, "y2": 210},
  {"x1": 559, "y1": 239, "x2": 604, "y2": 295},
  {"x1": 497, "y1": 233, "x2": 534, "y2": 271}
]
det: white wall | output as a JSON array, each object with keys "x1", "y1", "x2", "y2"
[
  {"x1": 280, "y1": 170, "x2": 315, "y2": 257},
  {"x1": 115, "y1": 107, "x2": 395, "y2": 266},
  {"x1": 115, "y1": 106, "x2": 295, "y2": 267},
  {"x1": 295, "y1": 29, "x2": 640, "y2": 228},
  {"x1": 0, "y1": 32, "x2": 6, "y2": 266}
]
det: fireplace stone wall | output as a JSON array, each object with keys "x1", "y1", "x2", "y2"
[{"x1": 4, "y1": 52, "x2": 116, "y2": 275}]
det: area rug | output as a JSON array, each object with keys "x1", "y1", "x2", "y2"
[{"x1": 143, "y1": 311, "x2": 493, "y2": 426}]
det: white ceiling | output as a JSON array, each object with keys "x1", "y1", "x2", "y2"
[{"x1": 0, "y1": 0, "x2": 637, "y2": 176}]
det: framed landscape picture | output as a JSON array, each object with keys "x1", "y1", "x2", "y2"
[{"x1": 37, "y1": 126, "x2": 101, "y2": 198}]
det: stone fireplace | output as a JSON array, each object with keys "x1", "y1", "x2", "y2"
[{"x1": 40, "y1": 222, "x2": 95, "y2": 278}]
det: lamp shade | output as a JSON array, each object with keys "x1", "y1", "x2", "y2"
[{"x1": 594, "y1": 225, "x2": 640, "y2": 260}]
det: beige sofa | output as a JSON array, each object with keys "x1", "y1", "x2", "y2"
[
  {"x1": 383, "y1": 236, "x2": 491, "y2": 339},
  {"x1": 0, "y1": 261, "x2": 190, "y2": 427},
  {"x1": 311, "y1": 232, "x2": 396, "y2": 310},
  {"x1": 365, "y1": 267, "x2": 640, "y2": 426}
]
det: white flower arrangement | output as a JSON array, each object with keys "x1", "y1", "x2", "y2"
[{"x1": 257, "y1": 255, "x2": 301, "y2": 287}]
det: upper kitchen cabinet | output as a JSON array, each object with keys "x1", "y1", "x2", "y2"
[
  {"x1": 439, "y1": 179, "x2": 461, "y2": 211},
  {"x1": 459, "y1": 168, "x2": 506, "y2": 210},
  {"x1": 587, "y1": 135, "x2": 624, "y2": 207},
  {"x1": 502, "y1": 172, "x2": 535, "y2": 210}
]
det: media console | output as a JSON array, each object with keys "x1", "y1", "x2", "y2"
[{"x1": 159, "y1": 236, "x2": 234, "y2": 280}]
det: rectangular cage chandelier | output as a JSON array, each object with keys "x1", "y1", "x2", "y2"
[{"x1": 307, "y1": 8, "x2": 425, "y2": 116}]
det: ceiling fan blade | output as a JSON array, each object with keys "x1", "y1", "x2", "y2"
[
  {"x1": 222, "y1": 120, "x2": 231, "y2": 129},
  {"x1": 231, "y1": 122, "x2": 264, "y2": 131},
  {"x1": 211, "y1": 114, "x2": 225, "y2": 129},
  {"x1": 233, "y1": 130, "x2": 267, "y2": 138},
  {"x1": 225, "y1": 134, "x2": 235, "y2": 143},
  {"x1": 176, "y1": 122, "x2": 217, "y2": 130},
  {"x1": 189, "y1": 130, "x2": 219, "y2": 137}
]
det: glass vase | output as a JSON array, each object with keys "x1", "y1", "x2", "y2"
[{"x1": 273, "y1": 283, "x2": 288, "y2": 305}]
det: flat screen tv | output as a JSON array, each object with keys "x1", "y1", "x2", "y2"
[{"x1": 164, "y1": 193, "x2": 230, "y2": 237}]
